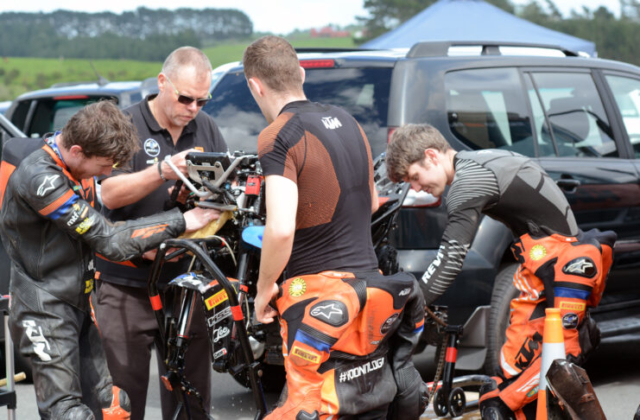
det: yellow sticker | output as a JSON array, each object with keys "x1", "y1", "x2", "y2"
[
  {"x1": 75, "y1": 217, "x2": 93, "y2": 235},
  {"x1": 529, "y1": 245, "x2": 547, "y2": 261},
  {"x1": 84, "y1": 279, "x2": 94, "y2": 294},
  {"x1": 291, "y1": 346, "x2": 320, "y2": 363},
  {"x1": 289, "y1": 278, "x2": 307, "y2": 297},
  {"x1": 559, "y1": 301, "x2": 586, "y2": 312},
  {"x1": 205, "y1": 290, "x2": 229, "y2": 310}
]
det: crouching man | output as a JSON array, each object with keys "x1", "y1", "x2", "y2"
[{"x1": 385, "y1": 124, "x2": 615, "y2": 420}]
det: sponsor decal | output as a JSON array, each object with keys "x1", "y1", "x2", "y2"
[
  {"x1": 289, "y1": 278, "x2": 307, "y2": 297},
  {"x1": 37, "y1": 175, "x2": 60, "y2": 196},
  {"x1": 194, "y1": 147, "x2": 204, "y2": 152},
  {"x1": 85, "y1": 278, "x2": 94, "y2": 294},
  {"x1": 321, "y1": 116, "x2": 342, "y2": 130},
  {"x1": 380, "y1": 313, "x2": 400, "y2": 335},
  {"x1": 559, "y1": 301, "x2": 586, "y2": 312},
  {"x1": 423, "y1": 245, "x2": 444, "y2": 282},
  {"x1": 399, "y1": 287, "x2": 411, "y2": 297},
  {"x1": 562, "y1": 312, "x2": 579, "y2": 329},
  {"x1": 213, "y1": 326, "x2": 230, "y2": 343},
  {"x1": 338, "y1": 357, "x2": 385, "y2": 382},
  {"x1": 526, "y1": 385, "x2": 539, "y2": 398},
  {"x1": 529, "y1": 245, "x2": 547, "y2": 261},
  {"x1": 562, "y1": 257, "x2": 597, "y2": 278},
  {"x1": 23, "y1": 320, "x2": 52, "y2": 361},
  {"x1": 75, "y1": 216, "x2": 94, "y2": 235},
  {"x1": 291, "y1": 346, "x2": 320, "y2": 363},
  {"x1": 205, "y1": 290, "x2": 229, "y2": 310},
  {"x1": 309, "y1": 301, "x2": 347, "y2": 327},
  {"x1": 515, "y1": 332, "x2": 542, "y2": 370},
  {"x1": 143, "y1": 138, "x2": 160, "y2": 157},
  {"x1": 213, "y1": 348, "x2": 228, "y2": 360},
  {"x1": 206, "y1": 306, "x2": 232, "y2": 327},
  {"x1": 67, "y1": 203, "x2": 82, "y2": 226},
  {"x1": 82, "y1": 185, "x2": 94, "y2": 203},
  {"x1": 131, "y1": 224, "x2": 169, "y2": 239}
]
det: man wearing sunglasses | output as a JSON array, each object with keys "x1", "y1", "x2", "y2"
[{"x1": 95, "y1": 46, "x2": 227, "y2": 420}]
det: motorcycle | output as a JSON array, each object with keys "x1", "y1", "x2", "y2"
[{"x1": 147, "y1": 151, "x2": 409, "y2": 420}]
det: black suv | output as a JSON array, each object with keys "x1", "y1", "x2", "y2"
[
  {"x1": 4, "y1": 80, "x2": 144, "y2": 138},
  {"x1": 202, "y1": 41, "x2": 640, "y2": 373}
]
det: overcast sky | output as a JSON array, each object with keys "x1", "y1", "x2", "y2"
[{"x1": 0, "y1": 1, "x2": 623, "y2": 34}]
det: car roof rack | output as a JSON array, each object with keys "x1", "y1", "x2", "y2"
[
  {"x1": 295, "y1": 47, "x2": 378, "y2": 54},
  {"x1": 407, "y1": 41, "x2": 580, "y2": 58},
  {"x1": 49, "y1": 80, "x2": 101, "y2": 88}
]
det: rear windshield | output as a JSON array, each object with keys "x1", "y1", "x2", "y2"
[
  {"x1": 14, "y1": 96, "x2": 117, "y2": 138},
  {"x1": 203, "y1": 67, "x2": 392, "y2": 156}
]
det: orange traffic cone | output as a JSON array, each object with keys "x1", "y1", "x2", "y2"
[{"x1": 536, "y1": 308, "x2": 566, "y2": 420}]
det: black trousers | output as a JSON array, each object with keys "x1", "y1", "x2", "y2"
[
  {"x1": 9, "y1": 282, "x2": 112, "y2": 419},
  {"x1": 94, "y1": 281, "x2": 212, "y2": 420}
]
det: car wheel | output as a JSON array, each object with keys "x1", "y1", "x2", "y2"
[{"x1": 484, "y1": 263, "x2": 519, "y2": 375}]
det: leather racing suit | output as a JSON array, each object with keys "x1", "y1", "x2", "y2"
[
  {"x1": 0, "y1": 136, "x2": 186, "y2": 419},
  {"x1": 417, "y1": 150, "x2": 615, "y2": 420}
]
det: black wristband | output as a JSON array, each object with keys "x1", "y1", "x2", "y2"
[{"x1": 157, "y1": 161, "x2": 167, "y2": 182}]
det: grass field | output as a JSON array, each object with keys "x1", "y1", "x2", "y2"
[{"x1": 0, "y1": 36, "x2": 357, "y2": 102}]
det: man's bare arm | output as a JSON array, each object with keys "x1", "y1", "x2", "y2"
[
  {"x1": 101, "y1": 149, "x2": 196, "y2": 209},
  {"x1": 254, "y1": 175, "x2": 298, "y2": 323}
]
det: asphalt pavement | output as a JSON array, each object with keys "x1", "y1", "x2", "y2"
[{"x1": 5, "y1": 334, "x2": 640, "y2": 419}]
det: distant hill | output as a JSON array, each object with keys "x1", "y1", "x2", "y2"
[{"x1": 0, "y1": 8, "x2": 253, "y2": 61}]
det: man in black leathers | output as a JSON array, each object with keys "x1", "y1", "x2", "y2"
[{"x1": 0, "y1": 101, "x2": 218, "y2": 419}]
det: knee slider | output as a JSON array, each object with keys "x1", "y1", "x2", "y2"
[
  {"x1": 101, "y1": 386, "x2": 131, "y2": 419},
  {"x1": 51, "y1": 402, "x2": 95, "y2": 420},
  {"x1": 295, "y1": 410, "x2": 319, "y2": 420},
  {"x1": 480, "y1": 398, "x2": 516, "y2": 420}
]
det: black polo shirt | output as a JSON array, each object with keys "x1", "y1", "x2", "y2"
[{"x1": 97, "y1": 95, "x2": 228, "y2": 288}]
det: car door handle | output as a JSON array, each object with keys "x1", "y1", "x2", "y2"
[{"x1": 556, "y1": 178, "x2": 581, "y2": 192}]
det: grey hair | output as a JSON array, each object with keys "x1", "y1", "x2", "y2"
[{"x1": 162, "y1": 46, "x2": 212, "y2": 79}]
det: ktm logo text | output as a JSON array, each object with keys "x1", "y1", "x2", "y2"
[
  {"x1": 322, "y1": 116, "x2": 342, "y2": 130},
  {"x1": 131, "y1": 224, "x2": 169, "y2": 239}
]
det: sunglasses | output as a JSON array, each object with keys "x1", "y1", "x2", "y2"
[{"x1": 164, "y1": 75, "x2": 212, "y2": 107}]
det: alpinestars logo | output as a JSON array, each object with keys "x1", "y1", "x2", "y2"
[
  {"x1": 339, "y1": 357, "x2": 385, "y2": 382},
  {"x1": 310, "y1": 303, "x2": 343, "y2": 320},
  {"x1": 310, "y1": 300, "x2": 348, "y2": 327},
  {"x1": 37, "y1": 175, "x2": 59, "y2": 196},
  {"x1": 321, "y1": 116, "x2": 342, "y2": 130},
  {"x1": 562, "y1": 257, "x2": 597, "y2": 278},
  {"x1": 23, "y1": 320, "x2": 52, "y2": 361}
]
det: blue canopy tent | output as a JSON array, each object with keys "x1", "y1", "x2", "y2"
[{"x1": 361, "y1": 0, "x2": 596, "y2": 56}]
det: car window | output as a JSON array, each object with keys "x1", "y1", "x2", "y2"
[
  {"x1": 528, "y1": 72, "x2": 617, "y2": 158},
  {"x1": 604, "y1": 74, "x2": 640, "y2": 157},
  {"x1": 203, "y1": 67, "x2": 392, "y2": 156},
  {"x1": 445, "y1": 68, "x2": 535, "y2": 156},
  {"x1": 28, "y1": 98, "x2": 105, "y2": 138}
]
